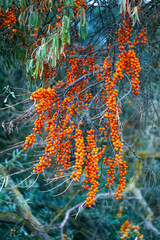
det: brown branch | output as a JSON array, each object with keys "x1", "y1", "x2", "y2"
[
  {"x1": 60, "y1": 201, "x2": 85, "y2": 239},
  {"x1": 3, "y1": 105, "x2": 36, "y2": 134},
  {"x1": 60, "y1": 192, "x2": 113, "y2": 239}
]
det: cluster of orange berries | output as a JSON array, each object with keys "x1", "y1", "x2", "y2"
[
  {"x1": 120, "y1": 220, "x2": 144, "y2": 239},
  {"x1": 83, "y1": 130, "x2": 106, "y2": 207},
  {"x1": 0, "y1": 5, "x2": 17, "y2": 38},
  {"x1": 33, "y1": 156, "x2": 52, "y2": 174},
  {"x1": 62, "y1": 234, "x2": 67, "y2": 240},
  {"x1": 23, "y1": 133, "x2": 36, "y2": 150},
  {"x1": 117, "y1": 206, "x2": 144, "y2": 239},
  {"x1": 97, "y1": 8, "x2": 146, "y2": 199},
  {"x1": 71, "y1": 129, "x2": 86, "y2": 181},
  {"x1": 23, "y1": 4, "x2": 147, "y2": 206},
  {"x1": 23, "y1": 44, "x2": 102, "y2": 206},
  {"x1": 98, "y1": 54, "x2": 126, "y2": 199},
  {"x1": 24, "y1": 48, "x2": 91, "y2": 174},
  {"x1": 134, "y1": 27, "x2": 147, "y2": 45},
  {"x1": 104, "y1": 70, "x2": 127, "y2": 198},
  {"x1": 33, "y1": 114, "x2": 45, "y2": 134},
  {"x1": 117, "y1": 205, "x2": 124, "y2": 218}
]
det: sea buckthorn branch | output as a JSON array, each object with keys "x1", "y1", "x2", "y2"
[
  {"x1": 21, "y1": 1, "x2": 147, "y2": 207},
  {"x1": 101, "y1": 8, "x2": 147, "y2": 198},
  {"x1": 23, "y1": 51, "x2": 104, "y2": 206}
]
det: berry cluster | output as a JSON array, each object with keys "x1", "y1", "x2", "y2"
[
  {"x1": 120, "y1": 220, "x2": 144, "y2": 239},
  {"x1": 23, "y1": 134, "x2": 36, "y2": 150},
  {"x1": 0, "y1": 5, "x2": 17, "y2": 38},
  {"x1": 23, "y1": 3, "x2": 147, "y2": 206}
]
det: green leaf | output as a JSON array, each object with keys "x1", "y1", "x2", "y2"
[
  {"x1": 40, "y1": 63, "x2": 44, "y2": 78},
  {"x1": 18, "y1": 13, "x2": 22, "y2": 24},
  {"x1": 81, "y1": 26, "x2": 85, "y2": 39},
  {"x1": 66, "y1": 16, "x2": 70, "y2": 30},
  {"x1": 81, "y1": 8, "x2": 86, "y2": 26},
  {"x1": 52, "y1": 36, "x2": 55, "y2": 49},
  {"x1": 3, "y1": 0, "x2": 6, "y2": 14},
  {"x1": 34, "y1": 10, "x2": 39, "y2": 29},
  {"x1": 3, "y1": 85, "x2": 10, "y2": 94},
  {"x1": 66, "y1": 31, "x2": 70, "y2": 44},
  {"x1": 33, "y1": 61, "x2": 39, "y2": 78},
  {"x1": 41, "y1": 45, "x2": 46, "y2": 62},
  {"x1": 28, "y1": 59, "x2": 34, "y2": 75},
  {"x1": 85, "y1": 21, "x2": 88, "y2": 34},
  {"x1": 4, "y1": 176, "x2": 9, "y2": 188},
  {"x1": 48, "y1": 0, "x2": 53, "y2": 9},
  {"x1": 70, "y1": 0, "x2": 74, "y2": 8},
  {"x1": 10, "y1": 92, "x2": 16, "y2": 99},
  {"x1": 69, "y1": 7, "x2": 75, "y2": 19},
  {"x1": 55, "y1": 33, "x2": 59, "y2": 56}
]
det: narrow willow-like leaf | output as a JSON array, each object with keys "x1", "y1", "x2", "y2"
[
  {"x1": 52, "y1": 36, "x2": 56, "y2": 52},
  {"x1": 40, "y1": 63, "x2": 44, "y2": 78},
  {"x1": 33, "y1": 61, "x2": 39, "y2": 78},
  {"x1": 48, "y1": 0, "x2": 53, "y2": 9},
  {"x1": 4, "y1": 176, "x2": 9, "y2": 188},
  {"x1": 131, "y1": 7, "x2": 140, "y2": 26},
  {"x1": 69, "y1": 7, "x2": 75, "y2": 20},
  {"x1": 28, "y1": 59, "x2": 34, "y2": 75},
  {"x1": 55, "y1": 33, "x2": 59, "y2": 57},
  {"x1": 70, "y1": 0, "x2": 74, "y2": 8},
  {"x1": 40, "y1": 46, "x2": 45, "y2": 63},
  {"x1": 66, "y1": 31, "x2": 70, "y2": 44},
  {"x1": 81, "y1": 8, "x2": 86, "y2": 26},
  {"x1": 81, "y1": 26, "x2": 85, "y2": 39}
]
